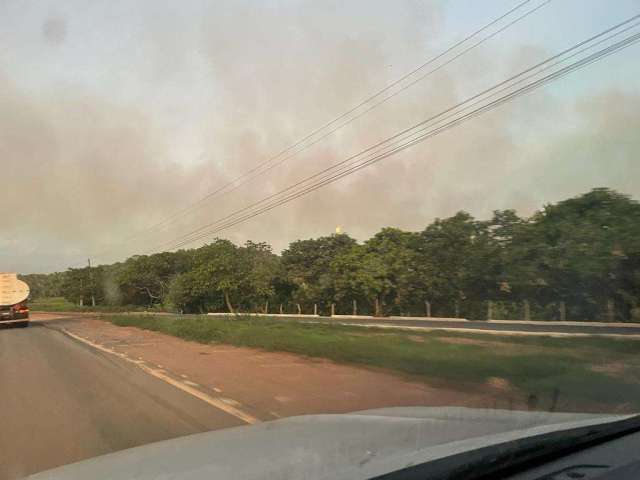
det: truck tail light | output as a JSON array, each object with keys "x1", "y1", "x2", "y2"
[{"x1": 13, "y1": 303, "x2": 28, "y2": 313}]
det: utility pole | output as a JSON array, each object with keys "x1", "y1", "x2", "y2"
[{"x1": 88, "y1": 258, "x2": 96, "y2": 307}]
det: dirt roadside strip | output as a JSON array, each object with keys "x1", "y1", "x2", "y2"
[{"x1": 34, "y1": 313, "x2": 505, "y2": 424}]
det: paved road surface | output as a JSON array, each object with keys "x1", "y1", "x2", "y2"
[
  {"x1": 0, "y1": 322, "x2": 243, "y2": 479},
  {"x1": 5, "y1": 313, "x2": 637, "y2": 478}
]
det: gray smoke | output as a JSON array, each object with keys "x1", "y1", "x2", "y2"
[{"x1": 0, "y1": 1, "x2": 638, "y2": 273}]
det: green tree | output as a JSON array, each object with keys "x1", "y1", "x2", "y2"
[
  {"x1": 362, "y1": 228, "x2": 422, "y2": 315},
  {"x1": 504, "y1": 188, "x2": 640, "y2": 320},
  {"x1": 192, "y1": 239, "x2": 244, "y2": 312},
  {"x1": 61, "y1": 267, "x2": 104, "y2": 306},
  {"x1": 117, "y1": 251, "x2": 192, "y2": 307},
  {"x1": 331, "y1": 245, "x2": 391, "y2": 316},
  {"x1": 416, "y1": 212, "x2": 501, "y2": 318},
  {"x1": 20, "y1": 272, "x2": 66, "y2": 299},
  {"x1": 25, "y1": 188, "x2": 640, "y2": 321},
  {"x1": 282, "y1": 233, "x2": 357, "y2": 310},
  {"x1": 240, "y1": 241, "x2": 281, "y2": 312}
]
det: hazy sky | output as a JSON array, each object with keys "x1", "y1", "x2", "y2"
[{"x1": 1, "y1": 0, "x2": 639, "y2": 273}]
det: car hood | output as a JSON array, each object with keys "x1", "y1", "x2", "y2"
[{"x1": 30, "y1": 407, "x2": 630, "y2": 480}]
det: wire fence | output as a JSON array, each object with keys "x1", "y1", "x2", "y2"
[{"x1": 234, "y1": 298, "x2": 636, "y2": 322}]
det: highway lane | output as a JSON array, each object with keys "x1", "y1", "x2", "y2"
[
  {"x1": 6, "y1": 311, "x2": 634, "y2": 478},
  {"x1": 0, "y1": 322, "x2": 244, "y2": 479}
]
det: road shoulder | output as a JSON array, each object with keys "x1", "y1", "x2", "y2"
[{"x1": 36, "y1": 313, "x2": 502, "y2": 421}]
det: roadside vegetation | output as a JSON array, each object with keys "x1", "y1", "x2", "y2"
[
  {"x1": 106, "y1": 313, "x2": 640, "y2": 412},
  {"x1": 23, "y1": 188, "x2": 640, "y2": 321},
  {"x1": 28, "y1": 297, "x2": 160, "y2": 313}
]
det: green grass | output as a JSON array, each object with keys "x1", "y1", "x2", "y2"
[
  {"x1": 29, "y1": 297, "x2": 167, "y2": 313},
  {"x1": 105, "y1": 313, "x2": 640, "y2": 413}
]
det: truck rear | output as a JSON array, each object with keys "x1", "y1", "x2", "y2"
[{"x1": 0, "y1": 273, "x2": 30, "y2": 327}]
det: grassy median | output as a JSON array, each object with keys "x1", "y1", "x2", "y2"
[{"x1": 105, "y1": 314, "x2": 640, "y2": 412}]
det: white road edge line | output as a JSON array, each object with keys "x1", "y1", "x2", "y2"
[{"x1": 60, "y1": 328, "x2": 260, "y2": 425}]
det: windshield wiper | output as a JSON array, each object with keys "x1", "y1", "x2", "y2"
[{"x1": 372, "y1": 414, "x2": 640, "y2": 480}]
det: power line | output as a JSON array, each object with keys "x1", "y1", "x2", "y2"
[
  {"x1": 171, "y1": 0, "x2": 551, "y2": 225},
  {"x1": 151, "y1": 20, "x2": 640, "y2": 252},
  {"x1": 150, "y1": 15, "x2": 640, "y2": 251},
  {"x1": 167, "y1": 36, "x2": 640, "y2": 251},
  {"x1": 92, "y1": 0, "x2": 546, "y2": 262}
]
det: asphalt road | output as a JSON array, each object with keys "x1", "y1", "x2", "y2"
[
  {"x1": 320, "y1": 317, "x2": 640, "y2": 336},
  {"x1": 0, "y1": 322, "x2": 243, "y2": 479}
]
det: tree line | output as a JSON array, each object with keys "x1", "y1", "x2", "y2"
[{"x1": 21, "y1": 188, "x2": 640, "y2": 321}]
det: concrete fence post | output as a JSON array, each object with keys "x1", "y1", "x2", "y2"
[
  {"x1": 352, "y1": 299, "x2": 357, "y2": 316},
  {"x1": 374, "y1": 297, "x2": 381, "y2": 317},
  {"x1": 313, "y1": 303, "x2": 318, "y2": 315},
  {"x1": 331, "y1": 303, "x2": 335, "y2": 317},
  {"x1": 559, "y1": 301, "x2": 566, "y2": 321},
  {"x1": 296, "y1": 303, "x2": 302, "y2": 315},
  {"x1": 524, "y1": 300, "x2": 531, "y2": 321},
  {"x1": 279, "y1": 303, "x2": 283, "y2": 315},
  {"x1": 425, "y1": 300, "x2": 431, "y2": 317},
  {"x1": 606, "y1": 299, "x2": 615, "y2": 322}
]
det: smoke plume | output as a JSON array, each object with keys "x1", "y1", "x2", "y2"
[{"x1": 0, "y1": 0, "x2": 638, "y2": 273}]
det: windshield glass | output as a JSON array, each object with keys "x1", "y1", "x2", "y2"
[{"x1": 1, "y1": 1, "x2": 639, "y2": 479}]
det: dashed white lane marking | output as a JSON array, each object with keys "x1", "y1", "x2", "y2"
[
  {"x1": 61, "y1": 328, "x2": 259, "y2": 425},
  {"x1": 213, "y1": 387, "x2": 222, "y2": 393},
  {"x1": 183, "y1": 380, "x2": 200, "y2": 387}
]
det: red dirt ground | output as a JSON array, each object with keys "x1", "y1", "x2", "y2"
[{"x1": 33, "y1": 313, "x2": 515, "y2": 422}]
